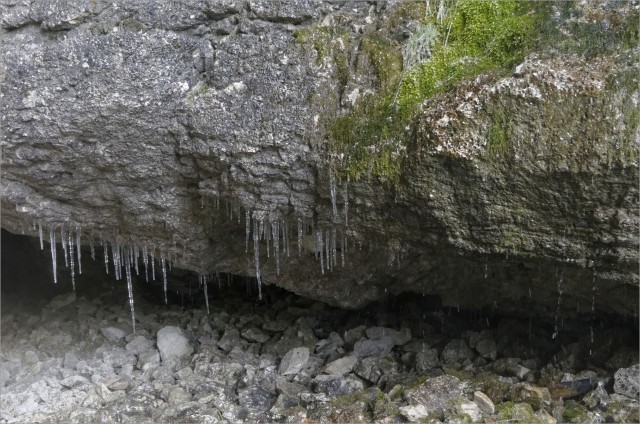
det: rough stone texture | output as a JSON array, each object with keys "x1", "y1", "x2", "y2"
[
  {"x1": 0, "y1": 0, "x2": 637, "y2": 317},
  {"x1": 278, "y1": 347, "x2": 309, "y2": 376},
  {"x1": 614, "y1": 364, "x2": 640, "y2": 400},
  {"x1": 353, "y1": 337, "x2": 394, "y2": 359},
  {"x1": 156, "y1": 326, "x2": 193, "y2": 362},
  {"x1": 404, "y1": 375, "x2": 464, "y2": 419}
]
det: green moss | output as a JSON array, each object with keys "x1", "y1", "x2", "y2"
[
  {"x1": 495, "y1": 401, "x2": 538, "y2": 422},
  {"x1": 486, "y1": 108, "x2": 511, "y2": 158},
  {"x1": 563, "y1": 400, "x2": 589, "y2": 423},
  {"x1": 330, "y1": 0, "x2": 537, "y2": 182}
]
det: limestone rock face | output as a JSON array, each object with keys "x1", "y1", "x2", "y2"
[{"x1": 1, "y1": 0, "x2": 637, "y2": 316}]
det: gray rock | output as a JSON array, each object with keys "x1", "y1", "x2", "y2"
[
  {"x1": 450, "y1": 398, "x2": 483, "y2": 422},
  {"x1": 311, "y1": 374, "x2": 364, "y2": 399},
  {"x1": 218, "y1": 328, "x2": 247, "y2": 352},
  {"x1": 239, "y1": 386, "x2": 275, "y2": 412},
  {"x1": 137, "y1": 349, "x2": 161, "y2": 369},
  {"x1": 102, "y1": 348, "x2": 137, "y2": 368},
  {"x1": 353, "y1": 355, "x2": 399, "y2": 384},
  {"x1": 614, "y1": 364, "x2": 640, "y2": 400},
  {"x1": 399, "y1": 404, "x2": 430, "y2": 422},
  {"x1": 100, "y1": 327, "x2": 127, "y2": 342},
  {"x1": 344, "y1": 326, "x2": 367, "y2": 346},
  {"x1": 404, "y1": 375, "x2": 464, "y2": 419},
  {"x1": 353, "y1": 337, "x2": 394, "y2": 359},
  {"x1": 63, "y1": 352, "x2": 79, "y2": 370},
  {"x1": 60, "y1": 375, "x2": 91, "y2": 389},
  {"x1": 473, "y1": 391, "x2": 495, "y2": 415},
  {"x1": 315, "y1": 332, "x2": 345, "y2": 358},
  {"x1": 324, "y1": 356, "x2": 357, "y2": 376},
  {"x1": 47, "y1": 293, "x2": 77, "y2": 310},
  {"x1": 125, "y1": 336, "x2": 154, "y2": 355},
  {"x1": 157, "y1": 326, "x2": 193, "y2": 362},
  {"x1": 508, "y1": 383, "x2": 552, "y2": 410},
  {"x1": 279, "y1": 347, "x2": 310, "y2": 376},
  {"x1": 442, "y1": 338, "x2": 475, "y2": 364},
  {"x1": 475, "y1": 338, "x2": 497, "y2": 361},
  {"x1": 366, "y1": 327, "x2": 412, "y2": 346},
  {"x1": 241, "y1": 327, "x2": 271, "y2": 344},
  {"x1": 415, "y1": 348, "x2": 439, "y2": 372}
]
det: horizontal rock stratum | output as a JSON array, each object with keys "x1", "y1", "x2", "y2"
[{"x1": 1, "y1": 0, "x2": 638, "y2": 317}]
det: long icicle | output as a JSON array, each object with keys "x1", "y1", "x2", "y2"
[
  {"x1": 143, "y1": 245, "x2": 149, "y2": 282},
  {"x1": 38, "y1": 222, "x2": 43, "y2": 250},
  {"x1": 253, "y1": 217, "x2": 262, "y2": 300},
  {"x1": 50, "y1": 228, "x2": 57, "y2": 284},
  {"x1": 61, "y1": 227, "x2": 69, "y2": 267},
  {"x1": 151, "y1": 249, "x2": 156, "y2": 281},
  {"x1": 68, "y1": 231, "x2": 76, "y2": 290},
  {"x1": 272, "y1": 219, "x2": 280, "y2": 275},
  {"x1": 203, "y1": 274, "x2": 210, "y2": 315},
  {"x1": 125, "y1": 248, "x2": 136, "y2": 333},
  {"x1": 103, "y1": 239, "x2": 109, "y2": 275},
  {"x1": 76, "y1": 226, "x2": 82, "y2": 275},
  {"x1": 161, "y1": 252, "x2": 168, "y2": 304}
]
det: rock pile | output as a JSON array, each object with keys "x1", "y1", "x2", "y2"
[{"x1": 1, "y1": 284, "x2": 638, "y2": 423}]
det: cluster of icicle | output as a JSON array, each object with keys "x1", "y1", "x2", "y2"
[
  {"x1": 29, "y1": 175, "x2": 352, "y2": 333},
  {"x1": 37, "y1": 221, "x2": 175, "y2": 334}
]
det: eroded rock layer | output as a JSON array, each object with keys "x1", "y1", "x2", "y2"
[{"x1": 1, "y1": 0, "x2": 638, "y2": 316}]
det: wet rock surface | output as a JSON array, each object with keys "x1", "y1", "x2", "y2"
[{"x1": 1, "y1": 274, "x2": 638, "y2": 423}]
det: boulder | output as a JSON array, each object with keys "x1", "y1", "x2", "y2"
[
  {"x1": 614, "y1": 364, "x2": 640, "y2": 400},
  {"x1": 156, "y1": 327, "x2": 193, "y2": 362},
  {"x1": 278, "y1": 347, "x2": 309, "y2": 376}
]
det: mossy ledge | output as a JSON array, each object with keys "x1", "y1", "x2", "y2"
[{"x1": 296, "y1": 0, "x2": 638, "y2": 182}]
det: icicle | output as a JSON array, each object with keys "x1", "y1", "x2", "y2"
[
  {"x1": 90, "y1": 235, "x2": 95, "y2": 261},
  {"x1": 38, "y1": 221, "x2": 43, "y2": 250},
  {"x1": 125, "y1": 251, "x2": 136, "y2": 333},
  {"x1": 272, "y1": 219, "x2": 280, "y2": 275},
  {"x1": 297, "y1": 218, "x2": 303, "y2": 256},
  {"x1": 253, "y1": 217, "x2": 263, "y2": 299},
  {"x1": 203, "y1": 274, "x2": 210, "y2": 315},
  {"x1": 68, "y1": 231, "x2": 76, "y2": 290},
  {"x1": 332, "y1": 228, "x2": 337, "y2": 268},
  {"x1": 103, "y1": 240, "x2": 109, "y2": 275},
  {"x1": 265, "y1": 220, "x2": 271, "y2": 258},
  {"x1": 245, "y1": 211, "x2": 251, "y2": 253},
  {"x1": 161, "y1": 252, "x2": 168, "y2": 304},
  {"x1": 329, "y1": 171, "x2": 338, "y2": 221},
  {"x1": 343, "y1": 180, "x2": 349, "y2": 228},
  {"x1": 151, "y1": 249, "x2": 156, "y2": 281},
  {"x1": 113, "y1": 242, "x2": 119, "y2": 280},
  {"x1": 284, "y1": 220, "x2": 290, "y2": 258},
  {"x1": 143, "y1": 245, "x2": 149, "y2": 282},
  {"x1": 76, "y1": 227, "x2": 82, "y2": 275},
  {"x1": 50, "y1": 228, "x2": 57, "y2": 284},
  {"x1": 134, "y1": 245, "x2": 139, "y2": 276},
  {"x1": 61, "y1": 227, "x2": 69, "y2": 267}
]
